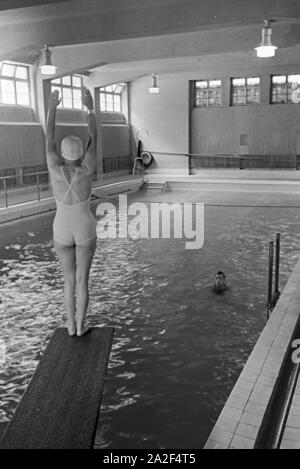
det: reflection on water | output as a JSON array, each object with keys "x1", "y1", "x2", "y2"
[{"x1": 1, "y1": 203, "x2": 300, "y2": 448}]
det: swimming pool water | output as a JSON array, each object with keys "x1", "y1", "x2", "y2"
[{"x1": 1, "y1": 195, "x2": 300, "y2": 448}]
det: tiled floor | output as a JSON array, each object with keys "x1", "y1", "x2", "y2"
[{"x1": 281, "y1": 372, "x2": 300, "y2": 449}]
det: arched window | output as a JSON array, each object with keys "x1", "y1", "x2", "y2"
[
  {"x1": 0, "y1": 62, "x2": 30, "y2": 106},
  {"x1": 99, "y1": 83, "x2": 126, "y2": 113},
  {"x1": 51, "y1": 75, "x2": 83, "y2": 110}
]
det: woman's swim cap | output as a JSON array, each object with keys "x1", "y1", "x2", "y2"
[{"x1": 61, "y1": 135, "x2": 83, "y2": 160}]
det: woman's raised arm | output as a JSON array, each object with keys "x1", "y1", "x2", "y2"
[
  {"x1": 82, "y1": 87, "x2": 97, "y2": 175},
  {"x1": 46, "y1": 90, "x2": 61, "y2": 170}
]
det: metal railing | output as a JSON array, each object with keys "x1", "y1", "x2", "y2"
[
  {"x1": 267, "y1": 233, "x2": 281, "y2": 319},
  {"x1": 142, "y1": 151, "x2": 300, "y2": 173},
  {"x1": 189, "y1": 154, "x2": 300, "y2": 171},
  {"x1": 0, "y1": 172, "x2": 51, "y2": 208},
  {"x1": 103, "y1": 155, "x2": 133, "y2": 173}
]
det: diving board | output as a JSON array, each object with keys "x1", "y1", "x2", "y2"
[{"x1": 0, "y1": 327, "x2": 114, "y2": 449}]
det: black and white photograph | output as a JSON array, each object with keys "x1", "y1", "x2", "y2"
[{"x1": 1, "y1": 0, "x2": 300, "y2": 454}]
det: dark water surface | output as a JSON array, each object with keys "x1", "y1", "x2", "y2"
[{"x1": 1, "y1": 196, "x2": 300, "y2": 448}]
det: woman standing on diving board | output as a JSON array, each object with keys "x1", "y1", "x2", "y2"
[{"x1": 46, "y1": 87, "x2": 97, "y2": 336}]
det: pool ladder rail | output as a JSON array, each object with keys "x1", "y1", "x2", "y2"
[{"x1": 267, "y1": 232, "x2": 281, "y2": 320}]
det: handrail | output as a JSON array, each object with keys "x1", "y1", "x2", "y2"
[
  {"x1": 0, "y1": 171, "x2": 50, "y2": 208},
  {"x1": 267, "y1": 233, "x2": 281, "y2": 319},
  {"x1": 0, "y1": 171, "x2": 48, "y2": 181},
  {"x1": 144, "y1": 151, "x2": 297, "y2": 158}
]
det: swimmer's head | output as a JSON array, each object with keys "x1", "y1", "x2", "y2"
[
  {"x1": 61, "y1": 135, "x2": 83, "y2": 161},
  {"x1": 215, "y1": 271, "x2": 226, "y2": 290}
]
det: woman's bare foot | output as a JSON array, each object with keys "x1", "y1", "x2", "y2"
[
  {"x1": 76, "y1": 321, "x2": 90, "y2": 337},
  {"x1": 67, "y1": 320, "x2": 76, "y2": 336}
]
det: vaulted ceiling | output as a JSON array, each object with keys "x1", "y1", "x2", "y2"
[{"x1": 0, "y1": 0, "x2": 300, "y2": 80}]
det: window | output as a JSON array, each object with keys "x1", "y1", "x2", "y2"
[
  {"x1": 231, "y1": 77, "x2": 260, "y2": 106},
  {"x1": 194, "y1": 79, "x2": 222, "y2": 107},
  {"x1": 99, "y1": 83, "x2": 125, "y2": 112},
  {"x1": 0, "y1": 62, "x2": 30, "y2": 106},
  {"x1": 51, "y1": 75, "x2": 83, "y2": 110},
  {"x1": 271, "y1": 74, "x2": 300, "y2": 104}
]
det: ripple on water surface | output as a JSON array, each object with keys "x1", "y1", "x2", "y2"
[{"x1": 1, "y1": 204, "x2": 300, "y2": 447}]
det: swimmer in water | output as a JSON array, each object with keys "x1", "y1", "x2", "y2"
[
  {"x1": 46, "y1": 87, "x2": 97, "y2": 337},
  {"x1": 214, "y1": 271, "x2": 228, "y2": 293}
]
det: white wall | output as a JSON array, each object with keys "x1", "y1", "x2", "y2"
[{"x1": 129, "y1": 75, "x2": 189, "y2": 173}]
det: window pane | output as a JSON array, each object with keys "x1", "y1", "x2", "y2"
[
  {"x1": 246, "y1": 86, "x2": 260, "y2": 104},
  {"x1": 0, "y1": 64, "x2": 31, "y2": 107},
  {"x1": 195, "y1": 89, "x2": 208, "y2": 106},
  {"x1": 272, "y1": 84, "x2": 287, "y2": 104},
  {"x1": 232, "y1": 78, "x2": 245, "y2": 86},
  {"x1": 196, "y1": 80, "x2": 208, "y2": 89},
  {"x1": 272, "y1": 75, "x2": 286, "y2": 84},
  {"x1": 99, "y1": 83, "x2": 126, "y2": 112},
  {"x1": 247, "y1": 77, "x2": 260, "y2": 86},
  {"x1": 72, "y1": 76, "x2": 82, "y2": 88},
  {"x1": 209, "y1": 79, "x2": 221, "y2": 88},
  {"x1": 52, "y1": 78, "x2": 61, "y2": 84},
  {"x1": 100, "y1": 93, "x2": 106, "y2": 110},
  {"x1": 1, "y1": 63, "x2": 15, "y2": 77},
  {"x1": 114, "y1": 95, "x2": 121, "y2": 112},
  {"x1": 1, "y1": 79, "x2": 16, "y2": 104},
  {"x1": 73, "y1": 89, "x2": 82, "y2": 109},
  {"x1": 232, "y1": 86, "x2": 246, "y2": 105},
  {"x1": 16, "y1": 93, "x2": 30, "y2": 106},
  {"x1": 62, "y1": 75, "x2": 71, "y2": 86},
  {"x1": 106, "y1": 101, "x2": 113, "y2": 111},
  {"x1": 114, "y1": 84, "x2": 123, "y2": 94},
  {"x1": 208, "y1": 89, "x2": 221, "y2": 105},
  {"x1": 62, "y1": 87, "x2": 72, "y2": 108},
  {"x1": 288, "y1": 74, "x2": 300, "y2": 85},
  {"x1": 15, "y1": 66, "x2": 28, "y2": 80},
  {"x1": 73, "y1": 100, "x2": 82, "y2": 109},
  {"x1": 16, "y1": 81, "x2": 30, "y2": 105}
]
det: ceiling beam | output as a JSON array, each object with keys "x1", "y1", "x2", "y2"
[{"x1": 0, "y1": 0, "x2": 70, "y2": 11}]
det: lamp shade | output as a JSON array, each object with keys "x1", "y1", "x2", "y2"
[
  {"x1": 39, "y1": 45, "x2": 57, "y2": 75},
  {"x1": 255, "y1": 21, "x2": 277, "y2": 58},
  {"x1": 149, "y1": 74, "x2": 159, "y2": 93}
]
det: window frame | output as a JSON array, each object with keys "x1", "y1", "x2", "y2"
[
  {"x1": 50, "y1": 74, "x2": 84, "y2": 111},
  {"x1": 99, "y1": 83, "x2": 125, "y2": 113},
  {"x1": 231, "y1": 76, "x2": 261, "y2": 106},
  {"x1": 194, "y1": 79, "x2": 222, "y2": 108},
  {"x1": 271, "y1": 74, "x2": 300, "y2": 105},
  {"x1": 0, "y1": 61, "x2": 31, "y2": 107}
]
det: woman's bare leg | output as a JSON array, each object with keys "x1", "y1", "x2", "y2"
[
  {"x1": 54, "y1": 241, "x2": 76, "y2": 336},
  {"x1": 75, "y1": 237, "x2": 96, "y2": 336}
]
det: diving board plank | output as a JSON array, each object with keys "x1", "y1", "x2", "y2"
[{"x1": 0, "y1": 327, "x2": 114, "y2": 449}]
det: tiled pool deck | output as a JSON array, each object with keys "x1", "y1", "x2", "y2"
[
  {"x1": 146, "y1": 171, "x2": 300, "y2": 193},
  {"x1": 205, "y1": 257, "x2": 300, "y2": 449}
]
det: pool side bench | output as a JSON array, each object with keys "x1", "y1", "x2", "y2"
[{"x1": 0, "y1": 327, "x2": 114, "y2": 449}]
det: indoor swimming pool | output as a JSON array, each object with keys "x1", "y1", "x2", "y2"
[{"x1": 1, "y1": 192, "x2": 300, "y2": 449}]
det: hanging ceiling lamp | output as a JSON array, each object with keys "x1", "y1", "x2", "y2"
[
  {"x1": 255, "y1": 20, "x2": 278, "y2": 58},
  {"x1": 39, "y1": 45, "x2": 57, "y2": 75},
  {"x1": 149, "y1": 73, "x2": 160, "y2": 93}
]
